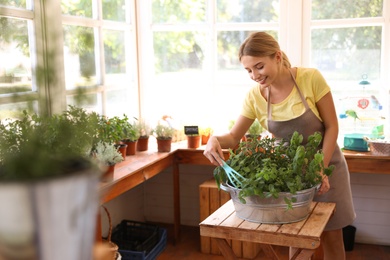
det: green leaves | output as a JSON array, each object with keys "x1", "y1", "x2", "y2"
[{"x1": 213, "y1": 131, "x2": 334, "y2": 206}]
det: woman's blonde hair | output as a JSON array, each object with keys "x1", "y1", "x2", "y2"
[{"x1": 238, "y1": 32, "x2": 291, "y2": 68}]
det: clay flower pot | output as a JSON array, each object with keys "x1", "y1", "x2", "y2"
[
  {"x1": 157, "y1": 139, "x2": 172, "y2": 152},
  {"x1": 187, "y1": 135, "x2": 201, "y2": 149},
  {"x1": 136, "y1": 136, "x2": 149, "y2": 152}
]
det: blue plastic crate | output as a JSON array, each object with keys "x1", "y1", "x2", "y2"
[{"x1": 118, "y1": 227, "x2": 167, "y2": 260}]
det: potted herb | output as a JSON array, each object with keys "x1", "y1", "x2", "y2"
[
  {"x1": 152, "y1": 123, "x2": 175, "y2": 152},
  {"x1": 99, "y1": 115, "x2": 129, "y2": 159},
  {"x1": 0, "y1": 105, "x2": 102, "y2": 260},
  {"x1": 121, "y1": 116, "x2": 140, "y2": 156},
  {"x1": 199, "y1": 126, "x2": 213, "y2": 145},
  {"x1": 136, "y1": 118, "x2": 152, "y2": 152},
  {"x1": 94, "y1": 141, "x2": 124, "y2": 181},
  {"x1": 214, "y1": 131, "x2": 334, "y2": 223}
]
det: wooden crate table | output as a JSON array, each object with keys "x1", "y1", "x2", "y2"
[{"x1": 199, "y1": 200, "x2": 336, "y2": 260}]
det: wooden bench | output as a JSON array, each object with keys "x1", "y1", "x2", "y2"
[{"x1": 200, "y1": 200, "x2": 336, "y2": 260}]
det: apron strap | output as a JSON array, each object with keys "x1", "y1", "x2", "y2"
[{"x1": 267, "y1": 68, "x2": 310, "y2": 120}]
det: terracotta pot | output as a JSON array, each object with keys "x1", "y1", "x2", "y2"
[
  {"x1": 157, "y1": 139, "x2": 172, "y2": 152},
  {"x1": 187, "y1": 135, "x2": 201, "y2": 149},
  {"x1": 124, "y1": 140, "x2": 137, "y2": 155},
  {"x1": 116, "y1": 144, "x2": 127, "y2": 160},
  {"x1": 102, "y1": 164, "x2": 115, "y2": 182},
  {"x1": 201, "y1": 134, "x2": 210, "y2": 145},
  {"x1": 137, "y1": 136, "x2": 149, "y2": 151}
]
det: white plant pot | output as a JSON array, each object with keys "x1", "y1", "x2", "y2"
[{"x1": 0, "y1": 168, "x2": 100, "y2": 260}]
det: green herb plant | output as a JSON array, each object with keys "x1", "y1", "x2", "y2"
[{"x1": 213, "y1": 131, "x2": 334, "y2": 208}]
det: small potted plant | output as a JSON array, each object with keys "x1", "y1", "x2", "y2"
[
  {"x1": 135, "y1": 118, "x2": 152, "y2": 152},
  {"x1": 98, "y1": 115, "x2": 129, "y2": 159},
  {"x1": 121, "y1": 116, "x2": 140, "y2": 156},
  {"x1": 152, "y1": 123, "x2": 175, "y2": 152},
  {"x1": 184, "y1": 126, "x2": 201, "y2": 149},
  {"x1": 93, "y1": 141, "x2": 124, "y2": 181},
  {"x1": 199, "y1": 126, "x2": 213, "y2": 145}
]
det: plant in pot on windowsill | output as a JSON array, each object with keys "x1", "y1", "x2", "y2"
[
  {"x1": 199, "y1": 126, "x2": 213, "y2": 145},
  {"x1": 0, "y1": 105, "x2": 102, "y2": 260},
  {"x1": 93, "y1": 141, "x2": 124, "y2": 182},
  {"x1": 152, "y1": 123, "x2": 175, "y2": 152},
  {"x1": 136, "y1": 118, "x2": 152, "y2": 152},
  {"x1": 120, "y1": 116, "x2": 140, "y2": 156},
  {"x1": 97, "y1": 115, "x2": 127, "y2": 160}
]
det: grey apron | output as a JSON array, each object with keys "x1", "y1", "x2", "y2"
[{"x1": 266, "y1": 71, "x2": 356, "y2": 231}]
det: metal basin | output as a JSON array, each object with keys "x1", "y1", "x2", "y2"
[{"x1": 221, "y1": 183, "x2": 318, "y2": 224}]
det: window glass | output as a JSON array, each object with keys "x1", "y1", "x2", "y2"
[
  {"x1": 311, "y1": 26, "x2": 381, "y2": 81},
  {"x1": 146, "y1": 31, "x2": 208, "y2": 125},
  {"x1": 152, "y1": 0, "x2": 206, "y2": 24},
  {"x1": 217, "y1": 0, "x2": 279, "y2": 23},
  {"x1": 66, "y1": 92, "x2": 101, "y2": 114},
  {"x1": 312, "y1": 0, "x2": 383, "y2": 20},
  {"x1": 0, "y1": 17, "x2": 32, "y2": 95},
  {"x1": 61, "y1": 0, "x2": 93, "y2": 17},
  {"x1": 0, "y1": 0, "x2": 28, "y2": 9},
  {"x1": 102, "y1": 0, "x2": 126, "y2": 22},
  {"x1": 0, "y1": 101, "x2": 38, "y2": 120},
  {"x1": 63, "y1": 25, "x2": 97, "y2": 89},
  {"x1": 106, "y1": 89, "x2": 138, "y2": 118},
  {"x1": 103, "y1": 29, "x2": 130, "y2": 87},
  {"x1": 153, "y1": 31, "x2": 206, "y2": 73}
]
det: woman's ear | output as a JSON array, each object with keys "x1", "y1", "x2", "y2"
[{"x1": 275, "y1": 51, "x2": 282, "y2": 62}]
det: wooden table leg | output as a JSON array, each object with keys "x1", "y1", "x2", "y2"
[
  {"x1": 289, "y1": 247, "x2": 315, "y2": 260},
  {"x1": 258, "y1": 244, "x2": 279, "y2": 260},
  {"x1": 173, "y1": 159, "x2": 180, "y2": 245},
  {"x1": 215, "y1": 238, "x2": 238, "y2": 260}
]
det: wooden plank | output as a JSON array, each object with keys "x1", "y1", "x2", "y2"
[
  {"x1": 199, "y1": 179, "x2": 211, "y2": 254},
  {"x1": 299, "y1": 202, "x2": 336, "y2": 238},
  {"x1": 210, "y1": 185, "x2": 222, "y2": 255},
  {"x1": 221, "y1": 211, "x2": 244, "y2": 257},
  {"x1": 277, "y1": 202, "x2": 316, "y2": 235},
  {"x1": 200, "y1": 200, "x2": 235, "y2": 226},
  {"x1": 215, "y1": 238, "x2": 238, "y2": 260}
]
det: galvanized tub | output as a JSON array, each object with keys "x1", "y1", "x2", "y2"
[{"x1": 220, "y1": 183, "x2": 319, "y2": 224}]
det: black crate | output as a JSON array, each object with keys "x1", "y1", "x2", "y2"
[
  {"x1": 119, "y1": 228, "x2": 167, "y2": 260},
  {"x1": 111, "y1": 220, "x2": 159, "y2": 255}
]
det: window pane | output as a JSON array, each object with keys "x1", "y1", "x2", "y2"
[
  {"x1": 106, "y1": 89, "x2": 138, "y2": 118},
  {"x1": 312, "y1": 0, "x2": 383, "y2": 20},
  {"x1": 63, "y1": 25, "x2": 97, "y2": 89},
  {"x1": 152, "y1": 0, "x2": 206, "y2": 24},
  {"x1": 103, "y1": 29, "x2": 130, "y2": 87},
  {"x1": 0, "y1": 17, "x2": 32, "y2": 95},
  {"x1": 61, "y1": 0, "x2": 92, "y2": 17},
  {"x1": 0, "y1": 101, "x2": 38, "y2": 120},
  {"x1": 311, "y1": 26, "x2": 381, "y2": 81},
  {"x1": 0, "y1": 0, "x2": 28, "y2": 9},
  {"x1": 153, "y1": 31, "x2": 206, "y2": 73},
  {"x1": 66, "y1": 92, "x2": 101, "y2": 114},
  {"x1": 102, "y1": 0, "x2": 126, "y2": 21},
  {"x1": 217, "y1": 0, "x2": 279, "y2": 23},
  {"x1": 146, "y1": 31, "x2": 208, "y2": 124}
]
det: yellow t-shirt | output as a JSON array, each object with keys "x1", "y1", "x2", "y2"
[{"x1": 241, "y1": 67, "x2": 330, "y2": 130}]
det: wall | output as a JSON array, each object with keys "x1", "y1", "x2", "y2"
[
  {"x1": 350, "y1": 173, "x2": 390, "y2": 245},
  {"x1": 101, "y1": 165, "x2": 390, "y2": 246}
]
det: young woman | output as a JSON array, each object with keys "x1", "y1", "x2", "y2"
[{"x1": 203, "y1": 32, "x2": 356, "y2": 260}]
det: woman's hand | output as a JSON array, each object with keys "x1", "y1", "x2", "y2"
[
  {"x1": 317, "y1": 175, "x2": 330, "y2": 195},
  {"x1": 203, "y1": 136, "x2": 224, "y2": 167}
]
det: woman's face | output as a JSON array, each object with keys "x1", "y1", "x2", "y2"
[{"x1": 241, "y1": 53, "x2": 280, "y2": 88}]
